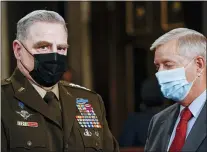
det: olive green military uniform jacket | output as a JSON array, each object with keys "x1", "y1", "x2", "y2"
[{"x1": 1, "y1": 69, "x2": 119, "y2": 152}]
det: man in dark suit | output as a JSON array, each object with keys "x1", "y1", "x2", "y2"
[
  {"x1": 119, "y1": 77, "x2": 166, "y2": 147},
  {"x1": 144, "y1": 28, "x2": 206, "y2": 152},
  {"x1": 1, "y1": 10, "x2": 119, "y2": 152}
]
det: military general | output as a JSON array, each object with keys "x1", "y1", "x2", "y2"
[{"x1": 1, "y1": 10, "x2": 119, "y2": 152}]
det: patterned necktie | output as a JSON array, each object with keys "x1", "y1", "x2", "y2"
[
  {"x1": 44, "y1": 91, "x2": 62, "y2": 127},
  {"x1": 169, "y1": 107, "x2": 193, "y2": 152}
]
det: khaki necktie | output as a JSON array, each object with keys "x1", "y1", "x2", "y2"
[{"x1": 44, "y1": 91, "x2": 62, "y2": 127}]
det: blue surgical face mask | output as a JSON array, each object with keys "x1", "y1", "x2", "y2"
[{"x1": 155, "y1": 61, "x2": 202, "y2": 102}]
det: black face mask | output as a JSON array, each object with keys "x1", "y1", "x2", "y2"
[
  {"x1": 30, "y1": 53, "x2": 67, "y2": 87},
  {"x1": 20, "y1": 43, "x2": 67, "y2": 87}
]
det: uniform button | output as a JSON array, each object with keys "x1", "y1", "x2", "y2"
[{"x1": 27, "y1": 141, "x2": 32, "y2": 146}]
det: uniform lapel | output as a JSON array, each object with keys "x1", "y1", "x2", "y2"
[
  {"x1": 11, "y1": 69, "x2": 61, "y2": 128},
  {"x1": 161, "y1": 104, "x2": 180, "y2": 152},
  {"x1": 182, "y1": 102, "x2": 207, "y2": 152},
  {"x1": 58, "y1": 84, "x2": 76, "y2": 142}
]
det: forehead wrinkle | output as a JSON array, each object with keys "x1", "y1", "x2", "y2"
[
  {"x1": 27, "y1": 22, "x2": 67, "y2": 39},
  {"x1": 21, "y1": 23, "x2": 67, "y2": 56}
]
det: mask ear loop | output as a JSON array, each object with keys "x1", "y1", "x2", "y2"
[
  {"x1": 184, "y1": 58, "x2": 195, "y2": 69},
  {"x1": 184, "y1": 57, "x2": 205, "y2": 84},
  {"x1": 197, "y1": 68, "x2": 205, "y2": 77},
  {"x1": 18, "y1": 41, "x2": 35, "y2": 73},
  {"x1": 191, "y1": 68, "x2": 205, "y2": 84}
]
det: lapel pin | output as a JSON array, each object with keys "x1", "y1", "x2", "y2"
[
  {"x1": 6, "y1": 78, "x2": 11, "y2": 82},
  {"x1": 18, "y1": 87, "x2": 25, "y2": 92},
  {"x1": 66, "y1": 92, "x2": 72, "y2": 96}
]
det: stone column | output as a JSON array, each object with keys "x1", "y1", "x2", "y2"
[
  {"x1": 64, "y1": 2, "x2": 93, "y2": 88},
  {"x1": 1, "y1": 2, "x2": 10, "y2": 79}
]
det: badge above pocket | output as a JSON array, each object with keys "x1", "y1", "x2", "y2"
[
  {"x1": 75, "y1": 98, "x2": 102, "y2": 128},
  {"x1": 78, "y1": 128, "x2": 103, "y2": 150}
]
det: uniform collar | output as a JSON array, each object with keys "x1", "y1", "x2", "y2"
[{"x1": 30, "y1": 81, "x2": 59, "y2": 100}]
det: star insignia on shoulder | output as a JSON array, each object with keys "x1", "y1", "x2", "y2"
[
  {"x1": 60, "y1": 81, "x2": 91, "y2": 91},
  {"x1": 69, "y1": 83, "x2": 91, "y2": 91}
]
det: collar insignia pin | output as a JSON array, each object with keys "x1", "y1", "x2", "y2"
[{"x1": 18, "y1": 87, "x2": 25, "y2": 92}]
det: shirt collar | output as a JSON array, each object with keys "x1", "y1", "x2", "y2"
[
  {"x1": 30, "y1": 81, "x2": 59, "y2": 100},
  {"x1": 180, "y1": 90, "x2": 206, "y2": 118}
]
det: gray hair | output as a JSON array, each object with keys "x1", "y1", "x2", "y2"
[
  {"x1": 16, "y1": 10, "x2": 67, "y2": 40},
  {"x1": 150, "y1": 28, "x2": 206, "y2": 61}
]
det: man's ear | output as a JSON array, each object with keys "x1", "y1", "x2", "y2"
[
  {"x1": 195, "y1": 56, "x2": 205, "y2": 77},
  {"x1": 13, "y1": 40, "x2": 22, "y2": 60}
]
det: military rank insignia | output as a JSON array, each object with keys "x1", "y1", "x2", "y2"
[{"x1": 75, "y1": 98, "x2": 102, "y2": 128}]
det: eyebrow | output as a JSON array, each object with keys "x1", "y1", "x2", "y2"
[
  {"x1": 33, "y1": 41, "x2": 52, "y2": 48},
  {"x1": 57, "y1": 44, "x2": 69, "y2": 48},
  {"x1": 154, "y1": 57, "x2": 177, "y2": 65},
  {"x1": 33, "y1": 41, "x2": 69, "y2": 49}
]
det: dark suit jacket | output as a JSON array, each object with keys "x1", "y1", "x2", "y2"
[
  {"x1": 145, "y1": 102, "x2": 207, "y2": 152},
  {"x1": 119, "y1": 108, "x2": 162, "y2": 147},
  {"x1": 1, "y1": 69, "x2": 119, "y2": 152}
]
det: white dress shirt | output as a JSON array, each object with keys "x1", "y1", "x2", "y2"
[{"x1": 167, "y1": 90, "x2": 207, "y2": 151}]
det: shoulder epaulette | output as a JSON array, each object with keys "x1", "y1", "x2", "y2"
[
  {"x1": 60, "y1": 80, "x2": 94, "y2": 92},
  {"x1": 1, "y1": 78, "x2": 11, "y2": 86}
]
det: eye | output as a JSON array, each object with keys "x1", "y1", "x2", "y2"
[
  {"x1": 57, "y1": 47, "x2": 67, "y2": 52},
  {"x1": 164, "y1": 62, "x2": 175, "y2": 69},
  {"x1": 38, "y1": 46, "x2": 50, "y2": 51}
]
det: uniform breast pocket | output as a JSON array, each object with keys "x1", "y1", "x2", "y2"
[
  {"x1": 9, "y1": 120, "x2": 48, "y2": 152},
  {"x1": 78, "y1": 128, "x2": 103, "y2": 152}
]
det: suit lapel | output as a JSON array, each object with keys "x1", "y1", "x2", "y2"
[
  {"x1": 59, "y1": 84, "x2": 76, "y2": 143},
  {"x1": 11, "y1": 69, "x2": 61, "y2": 128},
  {"x1": 161, "y1": 104, "x2": 180, "y2": 152},
  {"x1": 182, "y1": 102, "x2": 207, "y2": 152}
]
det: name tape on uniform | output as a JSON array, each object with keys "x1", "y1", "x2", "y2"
[{"x1": 17, "y1": 121, "x2": 38, "y2": 127}]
